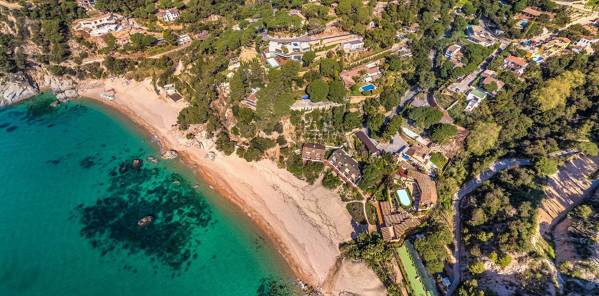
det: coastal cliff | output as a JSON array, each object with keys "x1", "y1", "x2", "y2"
[
  {"x1": 0, "y1": 73, "x2": 38, "y2": 107},
  {"x1": 0, "y1": 70, "x2": 79, "y2": 106}
]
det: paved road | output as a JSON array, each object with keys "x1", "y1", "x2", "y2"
[{"x1": 446, "y1": 158, "x2": 531, "y2": 296}]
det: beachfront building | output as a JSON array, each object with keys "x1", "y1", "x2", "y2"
[
  {"x1": 407, "y1": 170, "x2": 438, "y2": 211},
  {"x1": 503, "y1": 55, "x2": 528, "y2": 75},
  {"x1": 301, "y1": 143, "x2": 326, "y2": 162},
  {"x1": 100, "y1": 89, "x2": 116, "y2": 101},
  {"x1": 328, "y1": 149, "x2": 361, "y2": 187},
  {"x1": 73, "y1": 13, "x2": 125, "y2": 37},
  {"x1": 537, "y1": 37, "x2": 571, "y2": 59},
  {"x1": 573, "y1": 38, "x2": 599, "y2": 54},
  {"x1": 157, "y1": 8, "x2": 180, "y2": 22},
  {"x1": 163, "y1": 84, "x2": 182, "y2": 102},
  {"x1": 355, "y1": 131, "x2": 380, "y2": 156},
  {"x1": 340, "y1": 61, "x2": 382, "y2": 87},
  {"x1": 404, "y1": 145, "x2": 433, "y2": 169}
]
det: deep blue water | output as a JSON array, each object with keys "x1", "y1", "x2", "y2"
[{"x1": 0, "y1": 94, "x2": 292, "y2": 296}]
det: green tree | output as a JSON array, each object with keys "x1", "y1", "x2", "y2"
[
  {"x1": 531, "y1": 70, "x2": 585, "y2": 112},
  {"x1": 535, "y1": 157, "x2": 558, "y2": 176},
  {"x1": 307, "y1": 79, "x2": 329, "y2": 101},
  {"x1": 322, "y1": 171, "x2": 341, "y2": 189},
  {"x1": 430, "y1": 152, "x2": 448, "y2": 168},
  {"x1": 577, "y1": 142, "x2": 599, "y2": 156},
  {"x1": 343, "y1": 112, "x2": 363, "y2": 130},
  {"x1": 319, "y1": 58, "x2": 341, "y2": 78},
  {"x1": 328, "y1": 80, "x2": 347, "y2": 102},
  {"x1": 407, "y1": 106, "x2": 443, "y2": 129},
  {"x1": 468, "y1": 261, "x2": 485, "y2": 275},
  {"x1": 430, "y1": 123, "x2": 458, "y2": 143},
  {"x1": 457, "y1": 279, "x2": 485, "y2": 296},
  {"x1": 129, "y1": 33, "x2": 157, "y2": 51},
  {"x1": 414, "y1": 223, "x2": 453, "y2": 273},
  {"x1": 466, "y1": 122, "x2": 501, "y2": 156},
  {"x1": 382, "y1": 116, "x2": 403, "y2": 140},
  {"x1": 302, "y1": 51, "x2": 316, "y2": 66}
]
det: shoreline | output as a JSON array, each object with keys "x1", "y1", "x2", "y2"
[
  {"x1": 69, "y1": 77, "x2": 386, "y2": 295},
  {"x1": 79, "y1": 95, "x2": 314, "y2": 284}
]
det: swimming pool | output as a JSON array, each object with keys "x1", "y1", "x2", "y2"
[
  {"x1": 360, "y1": 83, "x2": 376, "y2": 92},
  {"x1": 396, "y1": 189, "x2": 411, "y2": 207}
]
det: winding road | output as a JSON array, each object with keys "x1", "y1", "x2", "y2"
[{"x1": 446, "y1": 158, "x2": 532, "y2": 295}]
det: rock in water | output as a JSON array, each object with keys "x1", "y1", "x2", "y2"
[
  {"x1": 161, "y1": 150, "x2": 178, "y2": 159},
  {"x1": 131, "y1": 159, "x2": 143, "y2": 170},
  {"x1": 0, "y1": 73, "x2": 39, "y2": 106}
]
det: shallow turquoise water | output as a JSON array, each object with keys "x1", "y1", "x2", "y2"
[{"x1": 0, "y1": 94, "x2": 292, "y2": 296}]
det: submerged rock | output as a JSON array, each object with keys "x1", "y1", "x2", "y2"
[{"x1": 131, "y1": 159, "x2": 143, "y2": 170}]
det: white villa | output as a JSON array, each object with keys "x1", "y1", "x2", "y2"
[
  {"x1": 264, "y1": 32, "x2": 363, "y2": 62},
  {"x1": 157, "y1": 8, "x2": 180, "y2": 22},
  {"x1": 290, "y1": 99, "x2": 342, "y2": 111},
  {"x1": 74, "y1": 13, "x2": 124, "y2": 37}
]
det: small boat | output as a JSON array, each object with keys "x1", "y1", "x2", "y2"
[{"x1": 137, "y1": 215, "x2": 154, "y2": 227}]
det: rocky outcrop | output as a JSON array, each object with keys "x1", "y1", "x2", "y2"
[
  {"x1": 0, "y1": 73, "x2": 39, "y2": 106},
  {"x1": 43, "y1": 74, "x2": 78, "y2": 100},
  {"x1": 28, "y1": 69, "x2": 79, "y2": 101},
  {"x1": 0, "y1": 69, "x2": 81, "y2": 107}
]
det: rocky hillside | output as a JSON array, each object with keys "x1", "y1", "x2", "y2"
[{"x1": 538, "y1": 154, "x2": 599, "y2": 235}]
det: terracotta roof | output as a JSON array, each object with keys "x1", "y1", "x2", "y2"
[
  {"x1": 407, "y1": 170, "x2": 437, "y2": 210},
  {"x1": 482, "y1": 76, "x2": 505, "y2": 90},
  {"x1": 505, "y1": 55, "x2": 528, "y2": 67},
  {"x1": 522, "y1": 7, "x2": 543, "y2": 17}
]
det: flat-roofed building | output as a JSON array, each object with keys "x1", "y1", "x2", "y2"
[
  {"x1": 74, "y1": 13, "x2": 124, "y2": 37},
  {"x1": 301, "y1": 143, "x2": 326, "y2": 162}
]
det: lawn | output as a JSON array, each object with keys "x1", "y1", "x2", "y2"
[{"x1": 397, "y1": 243, "x2": 435, "y2": 296}]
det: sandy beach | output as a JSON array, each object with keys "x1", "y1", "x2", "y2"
[{"x1": 78, "y1": 78, "x2": 384, "y2": 294}]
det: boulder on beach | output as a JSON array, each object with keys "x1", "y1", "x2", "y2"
[{"x1": 161, "y1": 150, "x2": 178, "y2": 159}]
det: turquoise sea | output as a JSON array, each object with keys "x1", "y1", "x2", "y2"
[{"x1": 0, "y1": 94, "x2": 293, "y2": 296}]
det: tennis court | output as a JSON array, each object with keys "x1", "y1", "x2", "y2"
[{"x1": 397, "y1": 243, "x2": 436, "y2": 296}]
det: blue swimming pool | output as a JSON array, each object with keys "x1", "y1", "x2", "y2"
[
  {"x1": 360, "y1": 83, "x2": 376, "y2": 92},
  {"x1": 396, "y1": 189, "x2": 411, "y2": 207}
]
